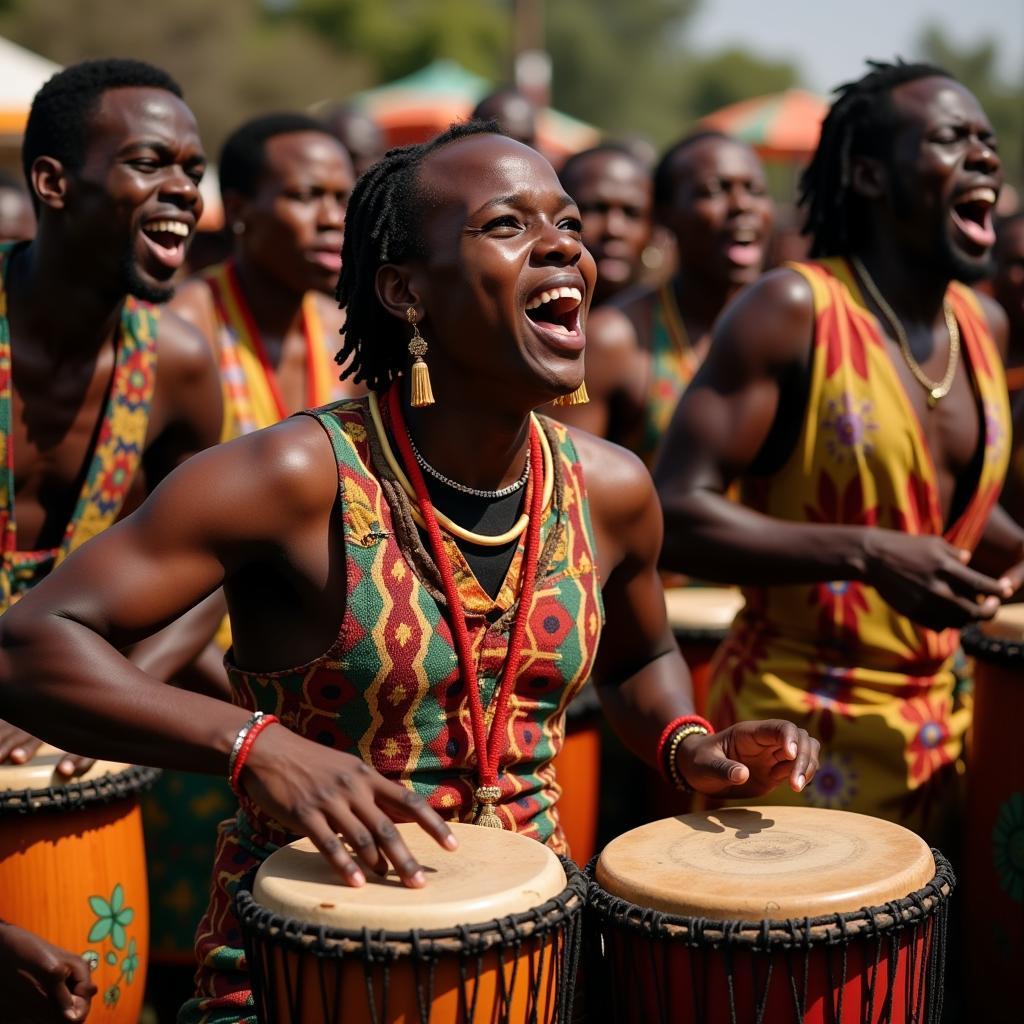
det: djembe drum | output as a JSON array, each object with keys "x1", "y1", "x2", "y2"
[
  {"x1": 962, "y1": 606, "x2": 1024, "y2": 1024},
  {"x1": 0, "y1": 747, "x2": 158, "y2": 1023},
  {"x1": 664, "y1": 587, "x2": 744, "y2": 716},
  {"x1": 587, "y1": 807, "x2": 954, "y2": 1023},
  {"x1": 236, "y1": 821, "x2": 586, "y2": 1023},
  {"x1": 550, "y1": 681, "x2": 602, "y2": 865}
]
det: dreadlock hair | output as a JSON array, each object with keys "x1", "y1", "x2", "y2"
[
  {"x1": 559, "y1": 142, "x2": 648, "y2": 194},
  {"x1": 335, "y1": 119, "x2": 503, "y2": 392},
  {"x1": 219, "y1": 112, "x2": 342, "y2": 199},
  {"x1": 653, "y1": 130, "x2": 733, "y2": 208},
  {"x1": 800, "y1": 59, "x2": 954, "y2": 257},
  {"x1": 22, "y1": 58, "x2": 183, "y2": 213}
]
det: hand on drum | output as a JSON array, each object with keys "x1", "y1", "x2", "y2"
[
  {"x1": 240, "y1": 724, "x2": 458, "y2": 888},
  {"x1": 0, "y1": 920, "x2": 96, "y2": 1022},
  {"x1": 677, "y1": 720, "x2": 819, "y2": 798},
  {"x1": 0, "y1": 722, "x2": 95, "y2": 778}
]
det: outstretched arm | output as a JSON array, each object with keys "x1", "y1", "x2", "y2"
[
  {"x1": 653, "y1": 269, "x2": 1008, "y2": 631},
  {"x1": 0, "y1": 419, "x2": 455, "y2": 886},
  {"x1": 576, "y1": 428, "x2": 818, "y2": 797}
]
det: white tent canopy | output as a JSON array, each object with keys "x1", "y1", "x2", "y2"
[{"x1": 0, "y1": 36, "x2": 59, "y2": 112}]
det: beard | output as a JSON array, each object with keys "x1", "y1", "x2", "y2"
[
  {"x1": 118, "y1": 244, "x2": 176, "y2": 304},
  {"x1": 934, "y1": 226, "x2": 995, "y2": 285}
]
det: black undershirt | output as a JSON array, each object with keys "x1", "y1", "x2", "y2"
[{"x1": 421, "y1": 477, "x2": 526, "y2": 600}]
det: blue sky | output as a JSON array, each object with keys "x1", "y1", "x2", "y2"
[{"x1": 688, "y1": 0, "x2": 1023, "y2": 94}]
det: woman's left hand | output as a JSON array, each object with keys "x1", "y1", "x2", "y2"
[{"x1": 678, "y1": 720, "x2": 820, "y2": 798}]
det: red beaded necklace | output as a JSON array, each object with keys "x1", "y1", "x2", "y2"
[{"x1": 386, "y1": 385, "x2": 545, "y2": 828}]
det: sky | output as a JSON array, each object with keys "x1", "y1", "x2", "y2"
[{"x1": 688, "y1": 0, "x2": 1024, "y2": 95}]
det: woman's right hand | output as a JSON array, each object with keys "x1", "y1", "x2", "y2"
[{"x1": 240, "y1": 724, "x2": 457, "y2": 888}]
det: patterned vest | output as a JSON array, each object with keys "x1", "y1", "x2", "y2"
[
  {"x1": 202, "y1": 260, "x2": 345, "y2": 441},
  {"x1": 708, "y1": 257, "x2": 1009, "y2": 839},
  {"x1": 228, "y1": 397, "x2": 604, "y2": 850},
  {"x1": 0, "y1": 243, "x2": 158, "y2": 610}
]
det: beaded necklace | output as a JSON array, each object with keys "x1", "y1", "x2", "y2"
[{"x1": 386, "y1": 385, "x2": 545, "y2": 827}]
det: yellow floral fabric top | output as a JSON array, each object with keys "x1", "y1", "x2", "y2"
[{"x1": 707, "y1": 257, "x2": 1010, "y2": 843}]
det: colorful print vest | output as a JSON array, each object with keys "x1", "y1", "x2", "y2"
[
  {"x1": 0, "y1": 243, "x2": 157, "y2": 610},
  {"x1": 228, "y1": 397, "x2": 604, "y2": 849},
  {"x1": 708, "y1": 258, "x2": 1010, "y2": 842},
  {"x1": 203, "y1": 260, "x2": 344, "y2": 440}
]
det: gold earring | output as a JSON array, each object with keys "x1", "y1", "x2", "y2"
[
  {"x1": 553, "y1": 381, "x2": 589, "y2": 406},
  {"x1": 406, "y1": 307, "x2": 435, "y2": 408}
]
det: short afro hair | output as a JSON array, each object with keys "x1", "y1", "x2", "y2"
[
  {"x1": 218, "y1": 112, "x2": 343, "y2": 199},
  {"x1": 653, "y1": 131, "x2": 734, "y2": 208},
  {"x1": 22, "y1": 58, "x2": 183, "y2": 206},
  {"x1": 559, "y1": 142, "x2": 648, "y2": 194}
]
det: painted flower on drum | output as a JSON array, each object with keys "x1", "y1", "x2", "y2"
[
  {"x1": 901, "y1": 696, "x2": 952, "y2": 785},
  {"x1": 993, "y1": 793, "x2": 1024, "y2": 902},
  {"x1": 803, "y1": 751, "x2": 858, "y2": 809},
  {"x1": 83, "y1": 883, "x2": 138, "y2": 1009}
]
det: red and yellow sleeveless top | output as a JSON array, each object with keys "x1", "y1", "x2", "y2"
[
  {"x1": 228, "y1": 398, "x2": 604, "y2": 851},
  {"x1": 201, "y1": 260, "x2": 344, "y2": 440},
  {"x1": 708, "y1": 258, "x2": 1010, "y2": 841},
  {"x1": 0, "y1": 243, "x2": 157, "y2": 610}
]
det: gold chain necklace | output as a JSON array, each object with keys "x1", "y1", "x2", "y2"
[{"x1": 851, "y1": 256, "x2": 960, "y2": 409}]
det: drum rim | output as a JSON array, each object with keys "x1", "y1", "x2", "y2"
[
  {"x1": 961, "y1": 622, "x2": 1024, "y2": 664},
  {"x1": 584, "y1": 849, "x2": 955, "y2": 949},
  {"x1": 235, "y1": 855, "x2": 587, "y2": 959},
  {"x1": 0, "y1": 763, "x2": 161, "y2": 816}
]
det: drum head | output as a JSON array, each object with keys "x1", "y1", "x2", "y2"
[
  {"x1": 977, "y1": 602, "x2": 1024, "y2": 642},
  {"x1": 665, "y1": 588, "x2": 743, "y2": 634},
  {"x1": 0, "y1": 744, "x2": 130, "y2": 792},
  {"x1": 254, "y1": 822, "x2": 567, "y2": 930},
  {"x1": 596, "y1": 807, "x2": 935, "y2": 919}
]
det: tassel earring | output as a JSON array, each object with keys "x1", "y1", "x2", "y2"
[
  {"x1": 553, "y1": 381, "x2": 589, "y2": 407},
  {"x1": 406, "y1": 307, "x2": 435, "y2": 408}
]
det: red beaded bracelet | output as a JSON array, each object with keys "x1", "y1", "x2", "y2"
[
  {"x1": 656, "y1": 714, "x2": 715, "y2": 788},
  {"x1": 229, "y1": 713, "x2": 279, "y2": 796}
]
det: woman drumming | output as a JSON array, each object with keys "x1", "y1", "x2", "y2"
[{"x1": 0, "y1": 124, "x2": 818, "y2": 1019}]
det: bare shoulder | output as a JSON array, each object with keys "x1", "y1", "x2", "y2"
[
  {"x1": 586, "y1": 303, "x2": 641, "y2": 355},
  {"x1": 154, "y1": 307, "x2": 217, "y2": 383},
  {"x1": 312, "y1": 292, "x2": 345, "y2": 335},
  {"x1": 972, "y1": 288, "x2": 1009, "y2": 358},
  {"x1": 569, "y1": 425, "x2": 655, "y2": 527},
  {"x1": 167, "y1": 276, "x2": 217, "y2": 342}
]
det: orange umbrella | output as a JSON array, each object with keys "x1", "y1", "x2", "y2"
[{"x1": 699, "y1": 88, "x2": 828, "y2": 161}]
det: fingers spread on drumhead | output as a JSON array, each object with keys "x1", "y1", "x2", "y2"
[
  {"x1": 362, "y1": 813, "x2": 426, "y2": 887},
  {"x1": 58, "y1": 755, "x2": 95, "y2": 778},
  {"x1": 331, "y1": 808, "x2": 388, "y2": 877},
  {"x1": 379, "y1": 781, "x2": 458, "y2": 851},
  {"x1": 300, "y1": 811, "x2": 365, "y2": 886}
]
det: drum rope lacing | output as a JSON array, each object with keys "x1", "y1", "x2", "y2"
[
  {"x1": 0, "y1": 763, "x2": 161, "y2": 815},
  {"x1": 235, "y1": 856, "x2": 586, "y2": 1024},
  {"x1": 584, "y1": 850, "x2": 954, "y2": 1024}
]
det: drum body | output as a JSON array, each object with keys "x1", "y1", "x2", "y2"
[
  {"x1": 962, "y1": 609, "x2": 1024, "y2": 1024},
  {"x1": 550, "y1": 682, "x2": 601, "y2": 865},
  {"x1": 587, "y1": 808, "x2": 953, "y2": 1023},
  {"x1": 0, "y1": 751, "x2": 158, "y2": 1023},
  {"x1": 237, "y1": 823, "x2": 585, "y2": 1024}
]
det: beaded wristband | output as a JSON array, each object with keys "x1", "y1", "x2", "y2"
[
  {"x1": 656, "y1": 714, "x2": 715, "y2": 791},
  {"x1": 228, "y1": 712, "x2": 279, "y2": 796}
]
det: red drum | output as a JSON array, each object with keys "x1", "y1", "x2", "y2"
[
  {"x1": 961, "y1": 607, "x2": 1024, "y2": 1024},
  {"x1": 551, "y1": 681, "x2": 601, "y2": 865},
  {"x1": 0, "y1": 748, "x2": 158, "y2": 1023},
  {"x1": 237, "y1": 822, "x2": 586, "y2": 1023},
  {"x1": 587, "y1": 807, "x2": 953, "y2": 1023}
]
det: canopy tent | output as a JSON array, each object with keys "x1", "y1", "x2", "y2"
[
  {"x1": 699, "y1": 88, "x2": 828, "y2": 161},
  {"x1": 0, "y1": 36, "x2": 60, "y2": 140},
  {"x1": 345, "y1": 60, "x2": 599, "y2": 163}
]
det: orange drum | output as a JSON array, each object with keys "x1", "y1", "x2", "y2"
[
  {"x1": 962, "y1": 607, "x2": 1024, "y2": 1023},
  {"x1": 550, "y1": 681, "x2": 601, "y2": 865},
  {"x1": 237, "y1": 822, "x2": 585, "y2": 1023},
  {"x1": 588, "y1": 807, "x2": 953, "y2": 1023},
  {"x1": 664, "y1": 586, "x2": 743, "y2": 716},
  {"x1": 0, "y1": 748, "x2": 157, "y2": 1023}
]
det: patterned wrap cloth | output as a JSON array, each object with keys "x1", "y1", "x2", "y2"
[
  {"x1": 144, "y1": 261, "x2": 349, "y2": 963},
  {"x1": 0, "y1": 242, "x2": 157, "y2": 608},
  {"x1": 706, "y1": 258, "x2": 1010, "y2": 846},
  {"x1": 179, "y1": 397, "x2": 603, "y2": 1022}
]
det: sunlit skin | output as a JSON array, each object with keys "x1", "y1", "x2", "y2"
[
  {"x1": 0, "y1": 85, "x2": 223, "y2": 772},
  {"x1": 653, "y1": 76, "x2": 1024, "y2": 631},
  {"x1": 172, "y1": 130, "x2": 360, "y2": 416},
  {"x1": 0, "y1": 134, "x2": 818, "y2": 892},
  {"x1": 554, "y1": 137, "x2": 773, "y2": 443},
  {"x1": 561, "y1": 149, "x2": 652, "y2": 306}
]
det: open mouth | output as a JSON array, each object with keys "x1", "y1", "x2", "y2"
[
  {"x1": 141, "y1": 218, "x2": 191, "y2": 271},
  {"x1": 524, "y1": 285, "x2": 583, "y2": 337},
  {"x1": 724, "y1": 228, "x2": 763, "y2": 268},
  {"x1": 951, "y1": 187, "x2": 997, "y2": 250}
]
